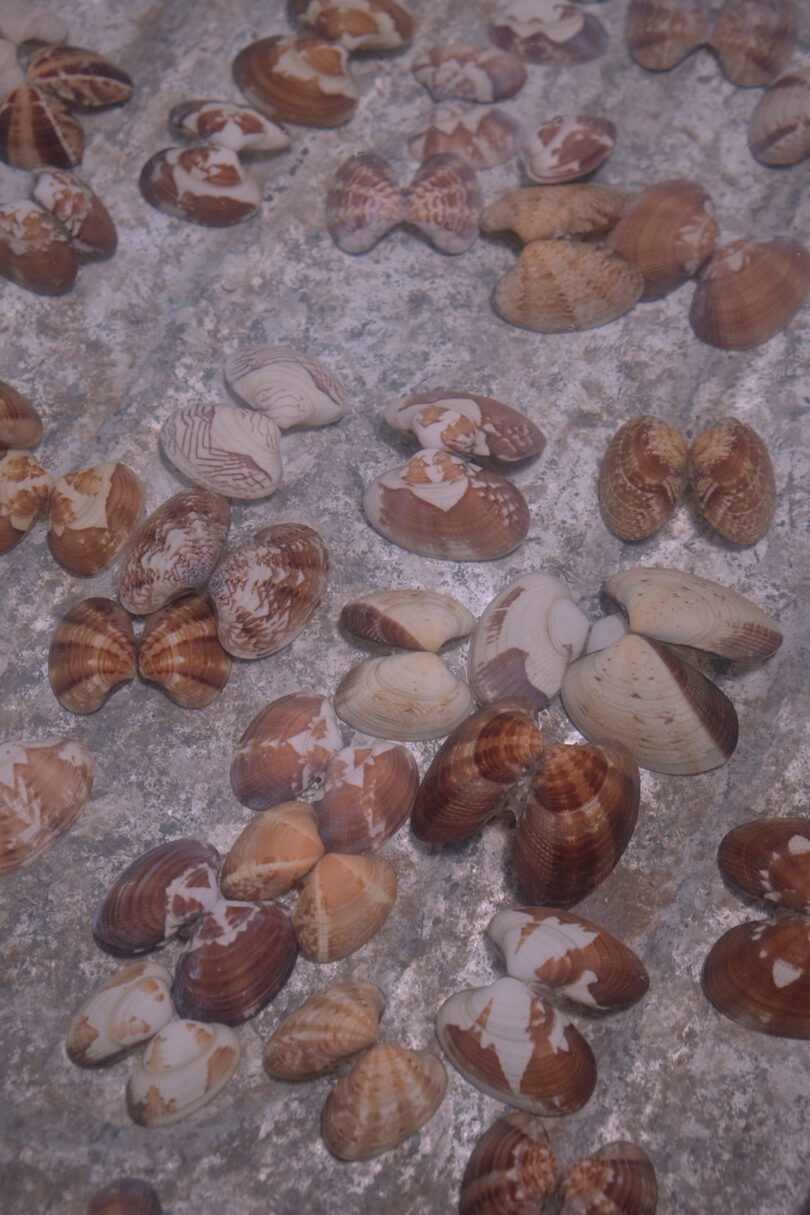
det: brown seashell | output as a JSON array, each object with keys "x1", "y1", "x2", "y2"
[
  {"x1": 322, "y1": 1041, "x2": 447, "y2": 1160},
  {"x1": 747, "y1": 67, "x2": 810, "y2": 166},
  {"x1": 220, "y1": 802, "x2": 325, "y2": 900},
  {"x1": 411, "y1": 45, "x2": 527, "y2": 103},
  {"x1": 489, "y1": 2, "x2": 609, "y2": 65},
  {"x1": 558, "y1": 1141, "x2": 658, "y2": 1215},
  {"x1": 598, "y1": 415, "x2": 689, "y2": 541},
  {"x1": 66, "y1": 960, "x2": 174, "y2": 1069},
  {"x1": 173, "y1": 899, "x2": 298, "y2": 1026},
  {"x1": 326, "y1": 151, "x2": 405, "y2": 254},
  {"x1": 168, "y1": 99, "x2": 291, "y2": 155},
  {"x1": 0, "y1": 199, "x2": 78, "y2": 294},
  {"x1": 32, "y1": 167, "x2": 117, "y2": 258},
  {"x1": 139, "y1": 145, "x2": 261, "y2": 227},
  {"x1": 92, "y1": 838, "x2": 220, "y2": 955},
  {"x1": 0, "y1": 738, "x2": 93, "y2": 874},
  {"x1": 313, "y1": 741, "x2": 419, "y2": 854},
  {"x1": 47, "y1": 462, "x2": 143, "y2": 577},
  {"x1": 263, "y1": 980, "x2": 386, "y2": 1080},
  {"x1": 385, "y1": 390, "x2": 546, "y2": 466},
  {"x1": 126, "y1": 1018, "x2": 239, "y2": 1127},
  {"x1": 717, "y1": 817, "x2": 810, "y2": 912},
  {"x1": 625, "y1": 0, "x2": 710, "y2": 70},
  {"x1": 520, "y1": 114, "x2": 616, "y2": 185},
  {"x1": 689, "y1": 416, "x2": 775, "y2": 545},
  {"x1": 408, "y1": 102, "x2": 526, "y2": 171},
  {"x1": 0, "y1": 448, "x2": 53, "y2": 553},
  {"x1": 708, "y1": 0, "x2": 796, "y2": 88},
  {"x1": 703, "y1": 917, "x2": 810, "y2": 1038},
  {"x1": 339, "y1": 588, "x2": 475, "y2": 652},
  {"x1": 404, "y1": 152, "x2": 482, "y2": 254},
  {"x1": 292, "y1": 852, "x2": 397, "y2": 962},
  {"x1": 86, "y1": 1177, "x2": 164, "y2": 1215},
  {"x1": 232, "y1": 34, "x2": 358, "y2": 128},
  {"x1": 690, "y1": 236, "x2": 810, "y2": 350},
  {"x1": 0, "y1": 84, "x2": 83, "y2": 169},
  {"x1": 230, "y1": 691, "x2": 343, "y2": 810},
  {"x1": 459, "y1": 1112, "x2": 560, "y2": 1215},
  {"x1": 25, "y1": 44, "x2": 134, "y2": 108},
  {"x1": 0, "y1": 380, "x2": 43, "y2": 450},
  {"x1": 481, "y1": 183, "x2": 626, "y2": 243},
  {"x1": 48, "y1": 597, "x2": 137, "y2": 715},
  {"x1": 291, "y1": 0, "x2": 415, "y2": 51},
  {"x1": 138, "y1": 592, "x2": 231, "y2": 709}
]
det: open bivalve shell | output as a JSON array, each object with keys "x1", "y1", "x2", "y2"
[
  {"x1": 220, "y1": 802, "x2": 325, "y2": 900},
  {"x1": 230, "y1": 691, "x2": 342, "y2": 810},
  {"x1": 292, "y1": 852, "x2": 397, "y2": 962},
  {"x1": 339, "y1": 588, "x2": 475, "y2": 652},
  {"x1": 334, "y1": 651, "x2": 474, "y2": 741},
  {"x1": 232, "y1": 34, "x2": 358, "y2": 128},
  {"x1": 291, "y1": 0, "x2": 415, "y2": 52},
  {"x1": 66, "y1": 961, "x2": 174, "y2": 1068},
  {"x1": 224, "y1": 345, "x2": 347, "y2": 429},
  {"x1": 139, "y1": 145, "x2": 261, "y2": 227},
  {"x1": 126, "y1": 1018, "x2": 240, "y2": 1126},
  {"x1": 0, "y1": 380, "x2": 42, "y2": 451},
  {"x1": 598, "y1": 415, "x2": 689, "y2": 541},
  {"x1": 717, "y1": 817, "x2": 810, "y2": 912},
  {"x1": 48, "y1": 597, "x2": 137, "y2": 715},
  {"x1": 384, "y1": 391, "x2": 546, "y2": 466},
  {"x1": 138, "y1": 593, "x2": 232, "y2": 709},
  {"x1": 160, "y1": 402, "x2": 282, "y2": 500},
  {"x1": 326, "y1": 151, "x2": 405, "y2": 254},
  {"x1": 480, "y1": 183, "x2": 627, "y2": 243},
  {"x1": 702, "y1": 917, "x2": 810, "y2": 1038},
  {"x1": 0, "y1": 738, "x2": 93, "y2": 874},
  {"x1": 86, "y1": 1177, "x2": 164, "y2": 1215},
  {"x1": 435, "y1": 976, "x2": 597, "y2": 1115},
  {"x1": 321, "y1": 1041, "x2": 447, "y2": 1160},
  {"x1": 312, "y1": 741, "x2": 419, "y2": 854},
  {"x1": 263, "y1": 980, "x2": 386, "y2": 1080},
  {"x1": 0, "y1": 448, "x2": 53, "y2": 553},
  {"x1": 689, "y1": 416, "x2": 776, "y2": 546},
  {"x1": 168, "y1": 99, "x2": 291, "y2": 155},
  {"x1": 459, "y1": 1111, "x2": 560, "y2": 1215},
  {"x1": 488, "y1": 1, "x2": 609, "y2": 65},
  {"x1": 411, "y1": 45, "x2": 528, "y2": 103},
  {"x1": 558, "y1": 1140, "x2": 658, "y2": 1215},
  {"x1": 47, "y1": 461, "x2": 143, "y2": 576}
]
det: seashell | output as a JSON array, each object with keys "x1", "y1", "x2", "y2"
[
  {"x1": 702, "y1": 917, "x2": 810, "y2": 1038},
  {"x1": 224, "y1": 344, "x2": 347, "y2": 429},
  {"x1": 689, "y1": 236, "x2": 810, "y2": 350},
  {"x1": 339, "y1": 588, "x2": 475, "y2": 652},
  {"x1": 689, "y1": 416, "x2": 776, "y2": 546},
  {"x1": 0, "y1": 37, "x2": 23, "y2": 95},
  {"x1": 263, "y1": 979, "x2": 386, "y2": 1080},
  {"x1": 160, "y1": 402, "x2": 282, "y2": 500},
  {"x1": 604, "y1": 179, "x2": 719, "y2": 301},
  {"x1": 322, "y1": 1042, "x2": 447, "y2": 1160},
  {"x1": 558, "y1": 1141, "x2": 658, "y2": 1215},
  {"x1": 708, "y1": 0, "x2": 796, "y2": 88},
  {"x1": 604, "y1": 566, "x2": 783, "y2": 661},
  {"x1": 493, "y1": 240, "x2": 644, "y2": 333},
  {"x1": 291, "y1": 0, "x2": 415, "y2": 52},
  {"x1": 0, "y1": 380, "x2": 42, "y2": 450},
  {"x1": 410, "y1": 701, "x2": 545, "y2": 844},
  {"x1": 435, "y1": 976, "x2": 597, "y2": 1115},
  {"x1": 489, "y1": 0, "x2": 609, "y2": 65},
  {"x1": 385, "y1": 390, "x2": 546, "y2": 466},
  {"x1": 168, "y1": 99, "x2": 291, "y2": 154},
  {"x1": 117, "y1": 487, "x2": 230, "y2": 617},
  {"x1": 487, "y1": 906, "x2": 649, "y2": 1009},
  {"x1": 717, "y1": 817, "x2": 810, "y2": 912},
  {"x1": 520, "y1": 114, "x2": 616, "y2": 185},
  {"x1": 126, "y1": 1017, "x2": 240, "y2": 1126},
  {"x1": 334, "y1": 651, "x2": 474, "y2": 741},
  {"x1": 561, "y1": 633, "x2": 738, "y2": 775},
  {"x1": 468, "y1": 572, "x2": 590, "y2": 709},
  {"x1": 138, "y1": 145, "x2": 261, "y2": 227},
  {"x1": 480, "y1": 183, "x2": 627, "y2": 243},
  {"x1": 25, "y1": 44, "x2": 134, "y2": 108},
  {"x1": 86, "y1": 1177, "x2": 164, "y2": 1215},
  {"x1": 92, "y1": 838, "x2": 220, "y2": 955},
  {"x1": 220, "y1": 801, "x2": 325, "y2": 900},
  {"x1": 459, "y1": 1112, "x2": 560, "y2": 1215},
  {"x1": 511, "y1": 742, "x2": 640, "y2": 906},
  {"x1": 48, "y1": 597, "x2": 137, "y2": 715},
  {"x1": 747, "y1": 67, "x2": 810, "y2": 167},
  {"x1": 363, "y1": 448, "x2": 529, "y2": 561},
  {"x1": 0, "y1": 199, "x2": 78, "y2": 294},
  {"x1": 0, "y1": 84, "x2": 83, "y2": 169},
  {"x1": 0, "y1": 738, "x2": 93, "y2": 874},
  {"x1": 31, "y1": 167, "x2": 117, "y2": 258},
  {"x1": 0, "y1": 6, "x2": 67, "y2": 47},
  {"x1": 66, "y1": 960, "x2": 174, "y2": 1068},
  {"x1": 408, "y1": 102, "x2": 526, "y2": 171},
  {"x1": 404, "y1": 152, "x2": 482, "y2": 254},
  {"x1": 292, "y1": 852, "x2": 397, "y2": 962},
  {"x1": 173, "y1": 899, "x2": 298, "y2": 1026},
  {"x1": 47, "y1": 462, "x2": 143, "y2": 576},
  {"x1": 137, "y1": 592, "x2": 232, "y2": 709},
  {"x1": 0, "y1": 448, "x2": 53, "y2": 553},
  {"x1": 326, "y1": 150, "x2": 405, "y2": 254},
  {"x1": 411, "y1": 45, "x2": 527, "y2": 103},
  {"x1": 586, "y1": 612, "x2": 629, "y2": 654},
  {"x1": 312, "y1": 740, "x2": 419, "y2": 853},
  {"x1": 625, "y1": 0, "x2": 710, "y2": 70},
  {"x1": 598, "y1": 415, "x2": 689, "y2": 541},
  {"x1": 232, "y1": 34, "x2": 358, "y2": 128},
  {"x1": 230, "y1": 691, "x2": 342, "y2": 810}
]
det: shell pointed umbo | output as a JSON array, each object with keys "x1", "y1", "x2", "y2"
[
  {"x1": 326, "y1": 151, "x2": 405, "y2": 255},
  {"x1": 312, "y1": 741, "x2": 419, "y2": 854},
  {"x1": 232, "y1": 34, "x2": 358, "y2": 128},
  {"x1": 160, "y1": 402, "x2": 282, "y2": 500},
  {"x1": 66, "y1": 960, "x2": 174, "y2": 1068},
  {"x1": 48, "y1": 597, "x2": 137, "y2": 714},
  {"x1": 598, "y1": 415, "x2": 688, "y2": 541},
  {"x1": 0, "y1": 381, "x2": 42, "y2": 451},
  {"x1": 0, "y1": 739, "x2": 93, "y2": 874},
  {"x1": 138, "y1": 593, "x2": 231, "y2": 709},
  {"x1": 702, "y1": 917, "x2": 810, "y2": 1038},
  {"x1": 230, "y1": 691, "x2": 343, "y2": 810},
  {"x1": 689, "y1": 417, "x2": 775, "y2": 546},
  {"x1": 717, "y1": 817, "x2": 810, "y2": 912},
  {"x1": 459, "y1": 1112, "x2": 560, "y2": 1215},
  {"x1": 385, "y1": 391, "x2": 546, "y2": 466},
  {"x1": 480, "y1": 183, "x2": 627, "y2": 243},
  {"x1": 47, "y1": 462, "x2": 143, "y2": 577},
  {"x1": 220, "y1": 802, "x2": 325, "y2": 900},
  {"x1": 126, "y1": 1018, "x2": 240, "y2": 1127},
  {"x1": 263, "y1": 980, "x2": 386, "y2": 1080},
  {"x1": 404, "y1": 153, "x2": 482, "y2": 254},
  {"x1": 339, "y1": 588, "x2": 475, "y2": 652},
  {"x1": 559, "y1": 1141, "x2": 658, "y2": 1215},
  {"x1": 0, "y1": 449, "x2": 53, "y2": 554},
  {"x1": 86, "y1": 1177, "x2": 164, "y2": 1214},
  {"x1": 334, "y1": 651, "x2": 474, "y2": 742},
  {"x1": 139, "y1": 145, "x2": 261, "y2": 227},
  {"x1": 292, "y1": 852, "x2": 397, "y2": 962},
  {"x1": 223, "y1": 345, "x2": 347, "y2": 429}
]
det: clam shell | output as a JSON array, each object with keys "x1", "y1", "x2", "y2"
[
  {"x1": 480, "y1": 183, "x2": 627, "y2": 243},
  {"x1": 322, "y1": 1042, "x2": 447, "y2": 1160},
  {"x1": 0, "y1": 448, "x2": 53, "y2": 553},
  {"x1": 263, "y1": 980, "x2": 386, "y2": 1080},
  {"x1": 66, "y1": 961, "x2": 174, "y2": 1068},
  {"x1": 599, "y1": 415, "x2": 689, "y2": 541},
  {"x1": 232, "y1": 34, "x2": 358, "y2": 128},
  {"x1": 334, "y1": 651, "x2": 474, "y2": 742},
  {"x1": 717, "y1": 817, "x2": 810, "y2": 912},
  {"x1": 139, "y1": 145, "x2": 261, "y2": 227},
  {"x1": 625, "y1": 0, "x2": 710, "y2": 70},
  {"x1": 291, "y1": 0, "x2": 415, "y2": 51},
  {"x1": 404, "y1": 152, "x2": 482, "y2": 254},
  {"x1": 459, "y1": 1112, "x2": 560, "y2": 1215},
  {"x1": 168, "y1": 99, "x2": 291, "y2": 154},
  {"x1": 411, "y1": 45, "x2": 528, "y2": 103},
  {"x1": 0, "y1": 380, "x2": 42, "y2": 450},
  {"x1": 160, "y1": 402, "x2": 282, "y2": 500},
  {"x1": 138, "y1": 592, "x2": 231, "y2": 709},
  {"x1": 489, "y1": 2, "x2": 609, "y2": 65},
  {"x1": 702, "y1": 917, "x2": 810, "y2": 1038},
  {"x1": 520, "y1": 114, "x2": 616, "y2": 184},
  {"x1": 292, "y1": 852, "x2": 397, "y2": 962},
  {"x1": 312, "y1": 741, "x2": 419, "y2": 854},
  {"x1": 559, "y1": 1141, "x2": 658, "y2": 1215},
  {"x1": 385, "y1": 391, "x2": 546, "y2": 466},
  {"x1": 86, "y1": 1178, "x2": 163, "y2": 1215},
  {"x1": 326, "y1": 151, "x2": 405, "y2": 255},
  {"x1": 435, "y1": 976, "x2": 597, "y2": 1115},
  {"x1": 126, "y1": 1018, "x2": 240, "y2": 1126},
  {"x1": 0, "y1": 8, "x2": 67, "y2": 45},
  {"x1": 31, "y1": 167, "x2": 117, "y2": 258},
  {"x1": 748, "y1": 67, "x2": 810, "y2": 166},
  {"x1": 47, "y1": 462, "x2": 143, "y2": 576},
  {"x1": 0, "y1": 198, "x2": 78, "y2": 294},
  {"x1": 408, "y1": 102, "x2": 526, "y2": 171},
  {"x1": 219, "y1": 802, "x2": 325, "y2": 900},
  {"x1": 224, "y1": 344, "x2": 347, "y2": 429},
  {"x1": 689, "y1": 417, "x2": 776, "y2": 545},
  {"x1": 0, "y1": 84, "x2": 83, "y2": 170},
  {"x1": 25, "y1": 44, "x2": 134, "y2": 108},
  {"x1": 339, "y1": 588, "x2": 475, "y2": 652},
  {"x1": 0, "y1": 738, "x2": 93, "y2": 874},
  {"x1": 48, "y1": 597, "x2": 137, "y2": 715},
  {"x1": 708, "y1": 0, "x2": 796, "y2": 88},
  {"x1": 230, "y1": 691, "x2": 343, "y2": 810}
]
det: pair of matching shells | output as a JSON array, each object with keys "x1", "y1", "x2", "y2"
[
  {"x1": 0, "y1": 737, "x2": 94, "y2": 874},
  {"x1": 383, "y1": 390, "x2": 546, "y2": 467}
]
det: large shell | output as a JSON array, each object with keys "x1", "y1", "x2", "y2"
[
  {"x1": 404, "y1": 152, "x2": 482, "y2": 255},
  {"x1": 689, "y1": 417, "x2": 776, "y2": 545},
  {"x1": 291, "y1": 0, "x2": 415, "y2": 51},
  {"x1": 334, "y1": 651, "x2": 474, "y2": 741},
  {"x1": 0, "y1": 199, "x2": 78, "y2": 294},
  {"x1": 384, "y1": 391, "x2": 546, "y2": 466},
  {"x1": 717, "y1": 817, "x2": 810, "y2": 912},
  {"x1": 263, "y1": 980, "x2": 386, "y2": 1080},
  {"x1": 599, "y1": 415, "x2": 688, "y2": 541},
  {"x1": 339, "y1": 588, "x2": 475, "y2": 652},
  {"x1": 48, "y1": 597, "x2": 137, "y2": 715},
  {"x1": 86, "y1": 1178, "x2": 164, "y2": 1215},
  {"x1": 459, "y1": 1112, "x2": 560, "y2": 1215},
  {"x1": 435, "y1": 976, "x2": 597, "y2": 1115},
  {"x1": 224, "y1": 345, "x2": 347, "y2": 429},
  {"x1": 160, "y1": 402, "x2": 282, "y2": 500},
  {"x1": 708, "y1": 0, "x2": 796, "y2": 88},
  {"x1": 25, "y1": 44, "x2": 134, "y2": 108},
  {"x1": 0, "y1": 738, "x2": 93, "y2": 874},
  {"x1": 480, "y1": 183, "x2": 627, "y2": 243},
  {"x1": 168, "y1": 99, "x2": 291, "y2": 154},
  {"x1": 139, "y1": 145, "x2": 261, "y2": 228},
  {"x1": 489, "y1": 1, "x2": 609, "y2": 65},
  {"x1": 66, "y1": 961, "x2": 174, "y2": 1068},
  {"x1": 230, "y1": 691, "x2": 343, "y2": 810},
  {"x1": 408, "y1": 102, "x2": 526, "y2": 171},
  {"x1": 558, "y1": 1141, "x2": 658, "y2": 1215},
  {"x1": 126, "y1": 1018, "x2": 240, "y2": 1126},
  {"x1": 0, "y1": 84, "x2": 83, "y2": 169},
  {"x1": 702, "y1": 917, "x2": 810, "y2": 1038},
  {"x1": 0, "y1": 380, "x2": 42, "y2": 450},
  {"x1": 312, "y1": 741, "x2": 419, "y2": 854},
  {"x1": 31, "y1": 167, "x2": 117, "y2": 258},
  {"x1": 411, "y1": 45, "x2": 527, "y2": 103},
  {"x1": 47, "y1": 462, "x2": 143, "y2": 576},
  {"x1": 232, "y1": 34, "x2": 358, "y2": 128},
  {"x1": 219, "y1": 802, "x2": 325, "y2": 900},
  {"x1": 0, "y1": 448, "x2": 53, "y2": 553},
  {"x1": 321, "y1": 1042, "x2": 447, "y2": 1160},
  {"x1": 747, "y1": 67, "x2": 810, "y2": 167},
  {"x1": 625, "y1": 0, "x2": 710, "y2": 70},
  {"x1": 326, "y1": 151, "x2": 405, "y2": 255},
  {"x1": 520, "y1": 114, "x2": 616, "y2": 185},
  {"x1": 138, "y1": 593, "x2": 232, "y2": 709},
  {"x1": 292, "y1": 852, "x2": 397, "y2": 962}
]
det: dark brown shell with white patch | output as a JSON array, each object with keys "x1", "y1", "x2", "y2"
[
  {"x1": 703, "y1": 917, "x2": 810, "y2": 1038},
  {"x1": 559, "y1": 1141, "x2": 658, "y2": 1214},
  {"x1": 48, "y1": 598, "x2": 137, "y2": 715},
  {"x1": 747, "y1": 67, "x2": 810, "y2": 166},
  {"x1": 599, "y1": 415, "x2": 689, "y2": 540},
  {"x1": 313, "y1": 741, "x2": 419, "y2": 854},
  {"x1": 230, "y1": 691, "x2": 343, "y2": 810},
  {"x1": 232, "y1": 34, "x2": 358, "y2": 128},
  {"x1": 459, "y1": 1112, "x2": 560, "y2": 1215},
  {"x1": 718, "y1": 817, "x2": 810, "y2": 912},
  {"x1": 32, "y1": 167, "x2": 117, "y2": 258},
  {"x1": 86, "y1": 1177, "x2": 164, "y2": 1215},
  {"x1": 25, "y1": 44, "x2": 134, "y2": 108},
  {"x1": 0, "y1": 199, "x2": 78, "y2": 294},
  {"x1": 138, "y1": 593, "x2": 232, "y2": 709},
  {"x1": 0, "y1": 84, "x2": 83, "y2": 169},
  {"x1": 0, "y1": 381, "x2": 42, "y2": 451},
  {"x1": 139, "y1": 145, "x2": 261, "y2": 227}
]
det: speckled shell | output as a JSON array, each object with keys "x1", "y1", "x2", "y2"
[
  {"x1": 512, "y1": 742, "x2": 640, "y2": 906},
  {"x1": 480, "y1": 183, "x2": 627, "y2": 242},
  {"x1": 334, "y1": 651, "x2": 474, "y2": 741},
  {"x1": 489, "y1": 1, "x2": 609, "y2": 65},
  {"x1": 263, "y1": 980, "x2": 386, "y2": 1080},
  {"x1": 339, "y1": 588, "x2": 475, "y2": 652},
  {"x1": 92, "y1": 838, "x2": 220, "y2": 955},
  {"x1": 48, "y1": 597, "x2": 137, "y2": 715},
  {"x1": 708, "y1": 0, "x2": 796, "y2": 88},
  {"x1": 230, "y1": 691, "x2": 343, "y2": 810},
  {"x1": 168, "y1": 99, "x2": 291, "y2": 154},
  {"x1": 31, "y1": 167, "x2": 117, "y2": 258},
  {"x1": 558, "y1": 1141, "x2": 658, "y2": 1215},
  {"x1": 0, "y1": 738, "x2": 93, "y2": 874},
  {"x1": 48, "y1": 462, "x2": 143, "y2": 576},
  {"x1": 312, "y1": 741, "x2": 419, "y2": 854},
  {"x1": 689, "y1": 417, "x2": 776, "y2": 545},
  {"x1": 598, "y1": 415, "x2": 689, "y2": 540},
  {"x1": 703, "y1": 917, "x2": 810, "y2": 1038},
  {"x1": 404, "y1": 153, "x2": 482, "y2": 254},
  {"x1": 625, "y1": 0, "x2": 709, "y2": 70},
  {"x1": 232, "y1": 34, "x2": 358, "y2": 128},
  {"x1": 520, "y1": 114, "x2": 615, "y2": 184},
  {"x1": 0, "y1": 381, "x2": 42, "y2": 450},
  {"x1": 717, "y1": 817, "x2": 810, "y2": 912},
  {"x1": 322, "y1": 1042, "x2": 447, "y2": 1160},
  {"x1": 487, "y1": 906, "x2": 649, "y2": 1009},
  {"x1": 385, "y1": 391, "x2": 546, "y2": 466},
  {"x1": 220, "y1": 802, "x2": 325, "y2": 900},
  {"x1": 224, "y1": 345, "x2": 348, "y2": 429},
  {"x1": 160, "y1": 403, "x2": 282, "y2": 500},
  {"x1": 363, "y1": 449, "x2": 530, "y2": 561},
  {"x1": 138, "y1": 593, "x2": 232, "y2": 709},
  {"x1": 435, "y1": 976, "x2": 597, "y2": 1115},
  {"x1": 126, "y1": 1018, "x2": 240, "y2": 1127},
  {"x1": 459, "y1": 1112, "x2": 560, "y2": 1215},
  {"x1": 411, "y1": 45, "x2": 527, "y2": 103},
  {"x1": 0, "y1": 448, "x2": 53, "y2": 553},
  {"x1": 139, "y1": 145, "x2": 261, "y2": 227},
  {"x1": 292, "y1": 852, "x2": 397, "y2": 962},
  {"x1": 66, "y1": 961, "x2": 174, "y2": 1068},
  {"x1": 748, "y1": 67, "x2": 810, "y2": 166},
  {"x1": 173, "y1": 899, "x2": 298, "y2": 1026},
  {"x1": 326, "y1": 151, "x2": 406, "y2": 254},
  {"x1": 291, "y1": 0, "x2": 415, "y2": 51},
  {"x1": 0, "y1": 84, "x2": 83, "y2": 169},
  {"x1": 86, "y1": 1177, "x2": 164, "y2": 1215},
  {"x1": 25, "y1": 44, "x2": 134, "y2": 108},
  {"x1": 0, "y1": 199, "x2": 78, "y2": 293},
  {"x1": 408, "y1": 102, "x2": 526, "y2": 171}
]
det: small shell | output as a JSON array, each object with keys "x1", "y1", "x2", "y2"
[
  {"x1": 625, "y1": 0, "x2": 710, "y2": 70},
  {"x1": 0, "y1": 380, "x2": 42, "y2": 450},
  {"x1": 385, "y1": 391, "x2": 546, "y2": 466},
  {"x1": 139, "y1": 145, "x2": 261, "y2": 227},
  {"x1": 230, "y1": 691, "x2": 343, "y2": 810},
  {"x1": 0, "y1": 198, "x2": 78, "y2": 294},
  {"x1": 66, "y1": 961, "x2": 174, "y2": 1068},
  {"x1": 31, "y1": 167, "x2": 117, "y2": 258},
  {"x1": 322, "y1": 1042, "x2": 447, "y2": 1160},
  {"x1": 220, "y1": 802, "x2": 325, "y2": 900},
  {"x1": 0, "y1": 448, "x2": 53, "y2": 553},
  {"x1": 339, "y1": 588, "x2": 475, "y2": 652},
  {"x1": 459, "y1": 1112, "x2": 560, "y2": 1215},
  {"x1": 137, "y1": 593, "x2": 232, "y2": 709},
  {"x1": 326, "y1": 151, "x2": 405, "y2": 254},
  {"x1": 0, "y1": 84, "x2": 83, "y2": 169},
  {"x1": 47, "y1": 462, "x2": 143, "y2": 577},
  {"x1": 404, "y1": 152, "x2": 482, "y2": 254},
  {"x1": 263, "y1": 980, "x2": 386, "y2": 1080},
  {"x1": 292, "y1": 852, "x2": 397, "y2": 962},
  {"x1": 86, "y1": 1178, "x2": 164, "y2": 1215},
  {"x1": 480, "y1": 183, "x2": 627, "y2": 242},
  {"x1": 224, "y1": 345, "x2": 347, "y2": 429},
  {"x1": 126, "y1": 1018, "x2": 240, "y2": 1127},
  {"x1": 520, "y1": 114, "x2": 616, "y2": 185},
  {"x1": 598, "y1": 415, "x2": 689, "y2": 540},
  {"x1": 168, "y1": 99, "x2": 291, "y2": 154},
  {"x1": 48, "y1": 598, "x2": 137, "y2": 715},
  {"x1": 25, "y1": 44, "x2": 134, "y2": 108},
  {"x1": 411, "y1": 45, "x2": 527, "y2": 103},
  {"x1": 160, "y1": 403, "x2": 282, "y2": 500},
  {"x1": 717, "y1": 817, "x2": 810, "y2": 912},
  {"x1": 232, "y1": 34, "x2": 358, "y2": 128},
  {"x1": 702, "y1": 917, "x2": 810, "y2": 1038},
  {"x1": 334, "y1": 651, "x2": 474, "y2": 742},
  {"x1": 747, "y1": 67, "x2": 810, "y2": 167},
  {"x1": 291, "y1": 0, "x2": 415, "y2": 51},
  {"x1": 408, "y1": 102, "x2": 526, "y2": 171},
  {"x1": 558, "y1": 1141, "x2": 658, "y2": 1215},
  {"x1": 0, "y1": 738, "x2": 93, "y2": 874},
  {"x1": 708, "y1": 0, "x2": 796, "y2": 88},
  {"x1": 689, "y1": 416, "x2": 776, "y2": 545},
  {"x1": 489, "y1": 1, "x2": 609, "y2": 65},
  {"x1": 312, "y1": 741, "x2": 419, "y2": 854}
]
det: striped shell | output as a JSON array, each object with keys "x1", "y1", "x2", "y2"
[
  {"x1": 717, "y1": 817, "x2": 810, "y2": 912},
  {"x1": 263, "y1": 980, "x2": 386, "y2": 1080},
  {"x1": 48, "y1": 597, "x2": 137, "y2": 715},
  {"x1": 138, "y1": 593, "x2": 232, "y2": 709}
]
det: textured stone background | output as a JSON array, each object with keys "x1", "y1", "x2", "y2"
[{"x1": 1, "y1": 1, "x2": 808, "y2": 1212}]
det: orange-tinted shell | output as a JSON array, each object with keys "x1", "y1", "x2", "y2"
[
  {"x1": 559, "y1": 1141, "x2": 658, "y2": 1215},
  {"x1": 292, "y1": 852, "x2": 397, "y2": 962},
  {"x1": 480, "y1": 184, "x2": 627, "y2": 243},
  {"x1": 702, "y1": 917, "x2": 810, "y2": 1038},
  {"x1": 717, "y1": 817, "x2": 810, "y2": 912},
  {"x1": 220, "y1": 802, "x2": 325, "y2": 900},
  {"x1": 48, "y1": 598, "x2": 137, "y2": 715},
  {"x1": 313, "y1": 741, "x2": 419, "y2": 854},
  {"x1": 459, "y1": 1112, "x2": 560, "y2": 1215},
  {"x1": 689, "y1": 416, "x2": 775, "y2": 545},
  {"x1": 138, "y1": 593, "x2": 231, "y2": 709},
  {"x1": 599, "y1": 415, "x2": 689, "y2": 541},
  {"x1": 230, "y1": 691, "x2": 342, "y2": 810},
  {"x1": 263, "y1": 980, "x2": 386, "y2": 1080}
]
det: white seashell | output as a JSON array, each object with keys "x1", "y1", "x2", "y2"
[
  {"x1": 586, "y1": 613, "x2": 629, "y2": 654},
  {"x1": 0, "y1": 38, "x2": 23, "y2": 94},
  {"x1": 160, "y1": 403, "x2": 282, "y2": 500},
  {"x1": 334, "y1": 651, "x2": 474, "y2": 741},
  {"x1": 66, "y1": 961, "x2": 174, "y2": 1067},
  {"x1": 224, "y1": 344, "x2": 347, "y2": 429},
  {"x1": 126, "y1": 1018, "x2": 240, "y2": 1126}
]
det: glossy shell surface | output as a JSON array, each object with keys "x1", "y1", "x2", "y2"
[
  {"x1": 599, "y1": 415, "x2": 688, "y2": 540},
  {"x1": 520, "y1": 114, "x2": 616, "y2": 184},
  {"x1": 717, "y1": 817, "x2": 810, "y2": 912},
  {"x1": 139, "y1": 145, "x2": 261, "y2": 227},
  {"x1": 219, "y1": 802, "x2": 325, "y2": 900},
  {"x1": 689, "y1": 417, "x2": 776, "y2": 545},
  {"x1": 0, "y1": 199, "x2": 78, "y2": 294},
  {"x1": 384, "y1": 390, "x2": 546, "y2": 466},
  {"x1": 558, "y1": 1140, "x2": 658, "y2": 1215},
  {"x1": 326, "y1": 151, "x2": 405, "y2": 255},
  {"x1": 404, "y1": 152, "x2": 482, "y2": 254},
  {"x1": 292, "y1": 0, "x2": 415, "y2": 51},
  {"x1": 138, "y1": 593, "x2": 232, "y2": 709},
  {"x1": 747, "y1": 67, "x2": 810, "y2": 166},
  {"x1": 481, "y1": 183, "x2": 626, "y2": 243},
  {"x1": 292, "y1": 852, "x2": 397, "y2": 962},
  {"x1": 263, "y1": 980, "x2": 386, "y2": 1080},
  {"x1": 313, "y1": 740, "x2": 419, "y2": 854},
  {"x1": 459, "y1": 1112, "x2": 560, "y2": 1215},
  {"x1": 0, "y1": 381, "x2": 42, "y2": 450},
  {"x1": 232, "y1": 34, "x2": 358, "y2": 128},
  {"x1": 489, "y1": 1, "x2": 609, "y2": 65},
  {"x1": 702, "y1": 917, "x2": 810, "y2": 1038},
  {"x1": 408, "y1": 102, "x2": 526, "y2": 171},
  {"x1": 230, "y1": 691, "x2": 342, "y2": 810}
]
